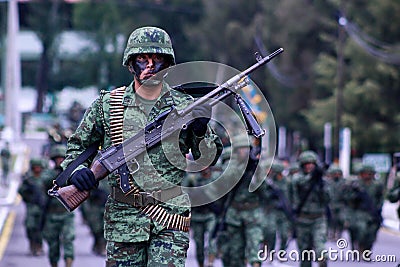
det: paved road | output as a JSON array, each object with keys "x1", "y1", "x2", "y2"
[{"x1": 1, "y1": 196, "x2": 399, "y2": 267}]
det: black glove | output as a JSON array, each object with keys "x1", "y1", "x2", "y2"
[
  {"x1": 69, "y1": 167, "x2": 97, "y2": 191},
  {"x1": 191, "y1": 104, "x2": 212, "y2": 136}
]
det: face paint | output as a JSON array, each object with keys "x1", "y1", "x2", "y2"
[{"x1": 131, "y1": 54, "x2": 169, "y2": 85}]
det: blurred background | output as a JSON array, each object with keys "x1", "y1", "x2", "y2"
[
  {"x1": 0, "y1": 0, "x2": 400, "y2": 180},
  {"x1": 0, "y1": 2, "x2": 399, "y2": 266}
]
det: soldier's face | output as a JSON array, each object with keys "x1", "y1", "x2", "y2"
[
  {"x1": 133, "y1": 53, "x2": 167, "y2": 80},
  {"x1": 303, "y1": 162, "x2": 315, "y2": 174}
]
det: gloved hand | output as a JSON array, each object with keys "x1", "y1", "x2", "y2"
[
  {"x1": 191, "y1": 104, "x2": 212, "y2": 136},
  {"x1": 69, "y1": 167, "x2": 97, "y2": 191}
]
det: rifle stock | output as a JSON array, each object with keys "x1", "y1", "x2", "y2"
[{"x1": 51, "y1": 159, "x2": 110, "y2": 212}]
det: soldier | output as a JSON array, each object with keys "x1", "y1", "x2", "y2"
[
  {"x1": 344, "y1": 164, "x2": 384, "y2": 253},
  {"x1": 325, "y1": 164, "x2": 347, "y2": 240},
  {"x1": 62, "y1": 26, "x2": 222, "y2": 267},
  {"x1": 219, "y1": 135, "x2": 264, "y2": 267},
  {"x1": 261, "y1": 160, "x2": 292, "y2": 256},
  {"x1": 184, "y1": 167, "x2": 219, "y2": 267},
  {"x1": 18, "y1": 158, "x2": 46, "y2": 256},
  {"x1": 1, "y1": 141, "x2": 11, "y2": 186},
  {"x1": 291, "y1": 151, "x2": 330, "y2": 267},
  {"x1": 387, "y1": 172, "x2": 400, "y2": 228},
  {"x1": 42, "y1": 145, "x2": 75, "y2": 267}
]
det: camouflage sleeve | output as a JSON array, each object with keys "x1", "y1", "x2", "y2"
[{"x1": 61, "y1": 97, "x2": 105, "y2": 175}]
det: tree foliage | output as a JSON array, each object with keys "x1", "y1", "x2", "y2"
[{"x1": 14, "y1": 0, "x2": 400, "y2": 156}]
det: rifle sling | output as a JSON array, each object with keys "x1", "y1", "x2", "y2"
[{"x1": 54, "y1": 140, "x2": 101, "y2": 187}]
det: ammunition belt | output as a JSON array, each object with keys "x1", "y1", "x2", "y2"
[
  {"x1": 111, "y1": 186, "x2": 190, "y2": 232},
  {"x1": 231, "y1": 201, "x2": 259, "y2": 211},
  {"x1": 109, "y1": 86, "x2": 126, "y2": 145}
]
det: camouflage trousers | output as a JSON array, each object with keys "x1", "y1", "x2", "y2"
[
  {"x1": 43, "y1": 213, "x2": 75, "y2": 265},
  {"x1": 105, "y1": 228, "x2": 189, "y2": 267},
  {"x1": 222, "y1": 208, "x2": 263, "y2": 266},
  {"x1": 191, "y1": 213, "x2": 217, "y2": 264},
  {"x1": 348, "y1": 210, "x2": 380, "y2": 251},
  {"x1": 24, "y1": 207, "x2": 43, "y2": 245},
  {"x1": 261, "y1": 209, "x2": 291, "y2": 252},
  {"x1": 295, "y1": 216, "x2": 327, "y2": 267}
]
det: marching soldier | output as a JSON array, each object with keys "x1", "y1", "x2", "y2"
[
  {"x1": 42, "y1": 145, "x2": 75, "y2": 267},
  {"x1": 18, "y1": 158, "x2": 46, "y2": 256},
  {"x1": 325, "y1": 164, "x2": 347, "y2": 240},
  {"x1": 185, "y1": 167, "x2": 219, "y2": 267},
  {"x1": 62, "y1": 26, "x2": 222, "y2": 267},
  {"x1": 387, "y1": 172, "x2": 400, "y2": 229},
  {"x1": 261, "y1": 160, "x2": 292, "y2": 255},
  {"x1": 344, "y1": 164, "x2": 384, "y2": 253},
  {"x1": 1, "y1": 141, "x2": 11, "y2": 187},
  {"x1": 291, "y1": 151, "x2": 330, "y2": 267},
  {"x1": 219, "y1": 135, "x2": 264, "y2": 267}
]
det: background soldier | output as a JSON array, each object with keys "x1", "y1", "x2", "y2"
[
  {"x1": 344, "y1": 164, "x2": 384, "y2": 253},
  {"x1": 291, "y1": 151, "x2": 330, "y2": 267},
  {"x1": 80, "y1": 179, "x2": 109, "y2": 256},
  {"x1": 1, "y1": 141, "x2": 11, "y2": 187},
  {"x1": 184, "y1": 167, "x2": 219, "y2": 267},
  {"x1": 220, "y1": 135, "x2": 264, "y2": 267},
  {"x1": 18, "y1": 158, "x2": 46, "y2": 256},
  {"x1": 387, "y1": 172, "x2": 400, "y2": 229},
  {"x1": 42, "y1": 145, "x2": 75, "y2": 267},
  {"x1": 63, "y1": 26, "x2": 222, "y2": 267},
  {"x1": 261, "y1": 160, "x2": 292, "y2": 256},
  {"x1": 325, "y1": 164, "x2": 347, "y2": 240}
]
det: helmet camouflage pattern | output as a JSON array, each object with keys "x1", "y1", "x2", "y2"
[
  {"x1": 30, "y1": 158, "x2": 44, "y2": 168},
  {"x1": 327, "y1": 164, "x2": 343, "y2": 175},
  {"x1": 298, "y1": 150, "x2": 318, "y2": 165},
  {"x1": 231, "y1": 134, "x2": 250, "y2": 149},
  {"x1": 271, "y1": 160, "x2": 285, "y2": 173},
  {"x1": 358, "y1": 164, "x2": 375, "y2": 174},
  {"x1": 50, "y1": 145, "x2": 67, "y2": 159},
  {"x1": 122, "y1": 26, "x2": 175, "y2": 66}
]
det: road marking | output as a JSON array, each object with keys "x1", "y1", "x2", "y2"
[{"x1": 0, "y1": 211, "x2": 16, "y2": 260}]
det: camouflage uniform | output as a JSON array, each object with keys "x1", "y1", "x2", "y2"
[
  {"x1": 387, "y1": 176, "x2": 400, "y2": 222},
  {"x1": 42, "y1": 145, "x2": 75, "y2": 267},
  {"x1": 219, "y1": 136, "x2": 264, "y2": 267},
  {"x1": 325, "y1": 164, "x2": 347, "y2": 240},
  {"x1": 62, "y1": 27, "x2": 222, "y2": 267},
  {"x1": 261, "y1": 161, "x2": 292, "y2": 254},
  {"x1": 18, "y1": 158, "x2": 46, "y2": 256},
  {"x1": 291, "y1": 151, "x2": 330, "y2": 267},
  {"x1": 184, "y1": 167, "x2": 219, "y2": 267},
  {"x1": 344, "y1": 164, "x2": 384, "y2": 253},
  {"x1": 1, "y1": 142, "x2": 11, "y2": 186}
]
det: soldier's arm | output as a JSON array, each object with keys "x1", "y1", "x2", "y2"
[{"x1": 61, "y1": 97, "x2": 105, "y2": 176}]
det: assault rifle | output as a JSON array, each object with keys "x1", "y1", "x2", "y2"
[{"x1": 48, "y1": 48, "x2": 284, "y2": 212}]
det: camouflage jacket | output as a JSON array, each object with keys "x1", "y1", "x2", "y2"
[
  {"x1": 387, "y1": 177, "x2": 400, "y2": 203},
  {"x1": 61, "y1": 81, "x2": 222, "y2": 242},
  {"x1": 291, "y1": 170, "x2": 330, "y2": 216}
]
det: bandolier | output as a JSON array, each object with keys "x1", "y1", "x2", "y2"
[{"x1": 104, "y1": 86, "x2": 190, "y2": 232}]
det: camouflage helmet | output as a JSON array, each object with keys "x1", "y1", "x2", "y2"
[
  {"x1": 30, "y1": 158, "x2": 44, "y2": 168},
  {"x1": 50, "y1": 145, "x2": 67, "y2": 159},
  {"x1": 271, "y1": 160, "x2": 285, "y2": 173},
  {"x1": 231, "y1": 134, "x2": 250, "y2": 149},
  {"x1": 221, "y1": 146, "x2": 232, "y2": 161},
  {"x1": 359, "y1": 164, "x2": 375, "y2": 174},
  {"x1": 298, "y1": 150, "x2": 318, "y2": 165},
  {"x1": 122, "y1": 26, "x2": 175, "y2": 67},
  {"x1": 327, "y1": 164, "x2": 343, "y2": 175}
]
